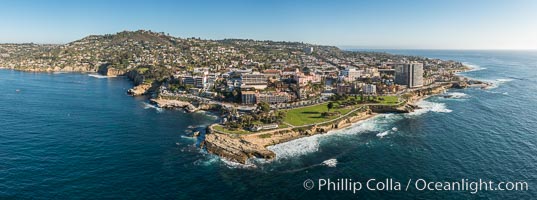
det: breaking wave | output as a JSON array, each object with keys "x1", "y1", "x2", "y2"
[
  {"x1": 485, "y1": 78, "x2": 514, "y2": 89},
  {"x1": 88, "y1": 74, "x2": 109, "y2": 79},
  {"x1": 194, "y1": 153, "x2": 222, "y2": 167},
  {"x1": 268, "y1": 116, "x2": 384, "y2": 160},
  {"x1": 462, "y1": 62, "x2": 486, "y2": 72},
  {"x1": 266, "y1": 99, "x2": 453, "y2": 161},
  {"x1": 496, "y1": 78, "x2": 514, "y2": 82},
  {"x1": 376, "y1": 127, "x2": 398, "y2": 138},
  {"x1": 220, "y1": 158, "x2": 258, "y2": 169},
  {"x1": 142, "y1": 102, "x2": 163, "y2": 112},
  {"x1": 321, "y1": 159, "x2": 338, "y2": 167},
  {"x1": 267, "y1": 135, "x2": 321, "y2": 160},
  {"x1": 180, "y1": 135, "x2": 196, "y2": 140},
  {"x1": 376, "y1": 130, "x2": 390, "y2": 138},
  {"x1": 408, "y1": 100, "x2": 452, "y2": 116},
  {"x1": 445, "y1": 92, "x2": 468, "y2": 99},
  {"x1": 277, "y1": 158, "x2": 340, "y2": 173},
  {"x1": 336, "y1": 116, "x2": 388, "y2": 135},
  {"x1": 193, "y1": 149, "x2": 257, "y2": 169}
]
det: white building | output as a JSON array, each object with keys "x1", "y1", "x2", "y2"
[
  {"x1": 341, "y1": 67, "x2": 362, "y2": 81},
  {"x1": 363, "y1": 84, "x2": 377, "y2": 95},
  {"x1": 240, "y1": 72, "x2": 267, "y2": 90}
]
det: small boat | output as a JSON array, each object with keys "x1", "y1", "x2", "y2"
[
  {"x1": 15, "y1": 89, "x2": 20, "y2": 92},
  {"x1": 442, "y1": 94, "x2": 453, "y2": 98}
]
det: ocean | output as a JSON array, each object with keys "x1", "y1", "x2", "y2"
[{"x1": 1, "y1": 50, "x2": 536, "y2": 199}]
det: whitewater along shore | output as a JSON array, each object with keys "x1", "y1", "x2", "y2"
[{"x1": 201, "y1": 82, "x2": 464, "y2": 164}]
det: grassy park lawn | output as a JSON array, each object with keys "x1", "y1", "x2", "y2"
[
  {"x1": 212, "y1": 125, "x2": 250, "y2": 135},
  {"x1": 373, "y1": 95, "x2": 400, "y2": 105},
  {"x1": 213, "y1": 123, "x2": 289, "y2": 134},
  {"x1": 283, "y1": 103, "x2": 354, "y2": 126}
]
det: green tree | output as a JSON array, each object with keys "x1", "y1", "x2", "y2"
[
  {"x1": 327, "y1": 102, "x2": 334, "y2": 112},
  {"x1": 402, "y1": 93, "x2": 413, "y2": 102},
  {"x1": 257, "y1": 102, "x2": 271, "y2": 113}
]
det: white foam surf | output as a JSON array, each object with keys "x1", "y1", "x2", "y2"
[
  {"x1": 268, "y1": 116, "x2": 384, "y2": 160},
  {"x1": 482, "y1": 78, "x2": 513, "y2": 89},
  {"x1": 142, "y1": 102, "x2": 163, "y2": 112},
  {"x1": 445, "y1": 92, "x2": 468, "y2": 99},
  {"x1": 267, "y1": 135, "x2": 321, "y2": 160},
  {"x1": 335, "y1": 116, "x2": 384, "y2": 135},
  {"x1": 88, "y1": 74, "x2": 109, "y2": 79},
  {"x1": 194, "y1": 149, "x2": 257, "y2": 169},
  {"x1": 180, "y1": 135, "x2": 196, "y2": 140},
  {"x1": 321, "y1": 159, "x2": 338, "y2": 167},
  {"x1": 194, "y1": 153, "x2": 221, "y2": 167},
  {"x1": 462, "y1": 62, "x2": 486, "y2": 72},
  {"x1": 376, "y1": 130, "x2": 390, "y2": 138},
  {"x1": 377, "y1": 126, "x2": 398, "y2": 138},
  {"x1": 220, "y1": 158, "x2": 257, "y2": 169},
  {"x1": 408, "y1": 100, "x2": 452, "y2": 116},
  {"x1": 267, "y1": 99, "x2": 453, "y2": 161},
  {"x1": 496, "y1": 78, "x2": 514, "y2": 82}
]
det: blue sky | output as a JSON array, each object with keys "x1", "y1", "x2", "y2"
[{"x1": 1, "y1": 0, "x2": 536, "y2": 49}]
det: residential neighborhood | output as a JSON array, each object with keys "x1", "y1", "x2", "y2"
[{"x1": 0, "y1": 30, "x2": 470, "y2": 134}]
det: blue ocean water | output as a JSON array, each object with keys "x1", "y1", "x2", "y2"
[{"x1": 1, "y1": 50, "x2": 537, "y2": 199}]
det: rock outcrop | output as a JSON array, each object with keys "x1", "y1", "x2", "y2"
[
  {"x1": 97, "y1": 64, "x2": 126, "y2": 77},
  {"x1": 203, "y1": 132, "x2": 275, "y2": 164},
  {"x1": 203, "y1": 110, "x2": 373, "y2": 164},
  {"x1": 127, "y1": 84, "x2": 151, "y2": 96},
  {"x1": 149, "y1": 98, "x2": 198, "y2": 112}
]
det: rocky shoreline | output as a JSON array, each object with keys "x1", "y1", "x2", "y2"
[
  {"x1": 150, "y1": 98, "x2": 199, "y2": 112},
  {"x1": 202, "y1": 111, "x2": 376, "y2": 164},
  {"x1": 200, "y1": 82, "x2": 466, "y2": 164},
  {"x1": 4, "y1": 66, "x2": 486, "y2": 165}
]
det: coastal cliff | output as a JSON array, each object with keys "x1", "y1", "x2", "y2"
[
  {"x1": 203, "y1": 132, "x2": 276, "y2": 164},
  {"x1": 202, "y1": 110, "x2": 374, "y2": 164},
  {"x1": 124, "y1": 68, "x2": 160, "y2": 96},
  {"x1": 97, "y1": 64, "x2": 126, "y2": 77},
  {"x1": 201, "y1": 83, "x2": 459, "y2": 164}
]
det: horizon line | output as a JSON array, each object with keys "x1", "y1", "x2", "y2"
[{"x1": 0, "y1": 29, "x2": 535, "y2": 51}]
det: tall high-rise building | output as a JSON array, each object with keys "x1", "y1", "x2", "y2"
[{"x1": 395, "y1": 62, "x2": 423, "y2": 88}]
